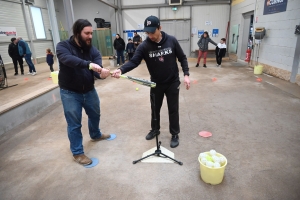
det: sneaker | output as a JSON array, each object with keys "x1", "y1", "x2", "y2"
[
  {"x1": 219, "y1": 65, "x2": 221, "y2": 67},
  {"x1": 117, "y1": 64, "x2": 120, "y2": 66},
  {"x1": 91, "y1": 134, "x2": 111, "y2": 142},
  {"x1": 73, "y1": 154, "x2": 92, "y2": 165},
  {"x1": 170, "y1": 135, "x2": 179, "y2": 148},
  {"x1": 14, "y1": 73, "x2": 18, "y2": 76},
  {"x1": 27, "y1": 72, "x2": 32, "y2": 75},
  {"x1": 32, "y1": 72, "x2": 36, "y2": 76},
  {"x1": 195, "y1": 63, "x2": 199, "y2": 67},
  {"x1": 216, "y1": 64, "x2": 219, "y2": 67},
  {"x1": 203, "y1": 64, "x2": 207, "y2": 68},
  {"x1": 145, "y1": 130, "x2": 160, "y2": 140}
]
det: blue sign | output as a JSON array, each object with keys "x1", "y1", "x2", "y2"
[
  {"x1": 212, "y1": 29, "x2": 219, "y2": 37},
  {"x1": 127, "y1": 32, "x2": 133, "y2": 38},
  {"x1": 263, "y1": 0, "x2": 288, "y2": 15},
  {"x1": 198, "y1": 30, "x2": 204, "y2": 38}
]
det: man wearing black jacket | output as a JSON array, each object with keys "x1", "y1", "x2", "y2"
[
  {"x1": 8, "y1": 37, "x2": 24, "y2": 75},
  {"x1": 56, "y1": 19, "x2": 111, "y2": 166},
  {"x1": 112, "y1": 16, "x2": 190, "y2": 148}
]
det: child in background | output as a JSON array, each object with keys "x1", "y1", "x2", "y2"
[
  {"x1": 46, "y1": 48, "x2": 54, "y2": 72},
  {"x1": 215, "y1": 38, "x2": 227, "y2": 67},
  {"x1": 126, "y1": 38, "x2": 135, "y2": 60}
]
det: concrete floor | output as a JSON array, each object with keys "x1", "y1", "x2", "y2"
[{"x1": 0, "y1": 60, "x2": 300, "y2": 200}]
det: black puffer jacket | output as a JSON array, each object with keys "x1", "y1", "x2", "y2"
[
  {"x1": 197, "y1": 35, "x2": 217, "y2": 51},
  {"x1": 113, "y1": 38, "x2": 125, "y2": 51}
]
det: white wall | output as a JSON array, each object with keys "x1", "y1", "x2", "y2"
[
  {"x1": 191, "y1": 4, "x2": 230, "y2": 51},
  {"x1": 122, "y1": 0, "x2": 165, "y2": 6},
  {"x1": 0, "y1": 0, "x2": 54, "y2": 64},
  {"x1": 230, "y1": 0, "x2": 300, "y2": 73}
]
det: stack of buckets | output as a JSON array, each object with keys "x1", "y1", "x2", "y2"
[{"x1": 198, "y1": 152, "x2": 228, "y2": 185}]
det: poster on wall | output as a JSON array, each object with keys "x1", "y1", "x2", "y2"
[
  {"x1": 198, "y1": 30, "x2": 204, "y2": 38},
  {"x1": 263, "y1": 0, "x2": 288, "y2": 15},
  {"x1": 0, "y1": 27, "x2": 17, "y2": 37},
  {"x1": 212, "y1": 29, "x2": 219, "y2": 37}
]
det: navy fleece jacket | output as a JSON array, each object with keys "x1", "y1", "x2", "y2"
[
  {"x1": 56, "y1": 36, "x2": 102, "y2": 93},
  {"x1": 119, "y1": 31, "x2": 189, "y2": 84}
]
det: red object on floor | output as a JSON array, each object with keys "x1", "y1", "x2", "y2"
[
  {"x1": 24, "y1": 78, "x2": 28, "y2": 81},
  {"x1": 193, "y1": 80, "x2": 198, "y2": 84},
  {"x1": 199, "y1": 131, "x2": 212, "y2": 138},
  {"x1": 212, "y1": 77, "x2": 217, "y2": 81},
  {"x1": 257, "y1": 78, "x2": 262, "y2": 82}
]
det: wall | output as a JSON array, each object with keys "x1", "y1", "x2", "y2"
[
  {"x1": 230, "y1": 0, "x2": 300, "y2": 80},
  {"x1": 0, "y1": 0, "x2": 54, "y2": 65},
  {"x1": 121, "y1": 2, "x2": 230, "y2": 53}
]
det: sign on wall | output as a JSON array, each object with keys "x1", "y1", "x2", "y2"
[
  {"x1": 198, "y1": 30, "x2": 204, "y2": 38},
  {"x1": 205, "y1": 21, "x2": 212, "y2": 26},
  {"x1": 263, "y1": 0, "x2": 288, "y2": 15},
  {"x1": 0, "y1": 27, "x2": 17, "y2": 37},
  {"x1": 212, "y1": 29, "x2": 219, "y2": 37}
]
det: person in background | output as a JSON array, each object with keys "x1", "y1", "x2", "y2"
[
  {"x1": 113, "y1": 34, "x2": 125, "y2": 66},
  {"x1": 16, "y1": 37, "x2": 37, "y2": 75},
  {"x1": 8, "y1": 37, "x2": 24, "y2": 75},
  {"x1": 112, "y1": 16, "x2": 190, "y2": 148},
  {"x1": 46, "y1": 48, "x2": 54, "y2": 73},
  {"x1": 196, "y1": 31, "x2": 217, "y2": 68},
  {"x1": 125, "y1": 38, "x2": 135, "y2": 60},
  {"x1": 133, "y1": 31, "x2": 142, "y2": 50},
  {"x1": 215, "y1": 38, "x2": 227, "y2": 67}
]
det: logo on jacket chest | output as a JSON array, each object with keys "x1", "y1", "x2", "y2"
[{"x1": 149, "y1": 47, "x2": 172, "y2": 59}]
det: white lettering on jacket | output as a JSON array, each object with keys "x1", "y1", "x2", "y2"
[{"x1": 149, "y1": 47, "x2": 172, "y2": 58}]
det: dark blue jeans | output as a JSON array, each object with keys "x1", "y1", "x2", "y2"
[
  {"x1": 24, "y1": 54, "x2": 36, "y2": 73},
  {"x1": 60, "y1": 88, "x2": 103, "y2": 156},
  {"x1": 116, "y1": 50, "x2": 124, "y2": 65}
]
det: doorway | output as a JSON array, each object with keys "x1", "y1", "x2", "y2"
[
  {"x1": 160, "y1": 20, "x2": 191, "y2": 56},
  {"x1": 240, "y1": 12, "x2": 254, "y2": 60}
]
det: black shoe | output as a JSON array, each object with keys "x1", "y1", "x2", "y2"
[
  {"x1": 170, "y1": 135, "x2": 179, "y2": 148},
  {"x1": 146, "y1": 130, "x2": 160, "y2": 140},
  {"x1": 195, "y1": 63, "x2": 199, "y2": 67},
  {"x1": 14, "y1": 73, "x2": 18, "y2": 76},
  {"x1": 203, "y1": 64, "x2": 207, "y2": 68}
]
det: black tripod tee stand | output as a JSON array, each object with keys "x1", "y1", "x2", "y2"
[{"x1": 132, "y1": 93, "x2": 183, "y2": 165}]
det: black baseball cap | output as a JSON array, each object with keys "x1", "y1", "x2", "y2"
[{"x1": 144, "y1": 16, "x2": 160, "y2": 33}]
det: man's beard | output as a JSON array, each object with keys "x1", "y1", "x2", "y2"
[{"x1": 77, "y1": 35, "x2": 92, "y2": 51}]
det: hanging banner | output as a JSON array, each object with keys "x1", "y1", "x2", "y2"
[
  {"x1": 0, "y1": 27, "x2": 17, "y2": 37},
  {"x1": 263, "y1": 0, "x2": 288, "y2": 15}
]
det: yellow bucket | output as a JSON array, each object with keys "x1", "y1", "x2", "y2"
[
  {"x1": 254, "y1": 65, "x2": 263, "y2": 75},
  {"x1": 51, "y1": 71, "x2": 59, "y2": 84},
  {"x1": 199, "y1": 152, "x2": 227, "y2": 185}
]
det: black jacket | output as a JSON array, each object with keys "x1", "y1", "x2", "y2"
[
  {"x1": 56, "y1": 36, "x2": 102, "y2": 93},
  {"x1": 8, "y1": 43, "x2": 21, "y2": 59},
  {"x1": 215, "y1": 46, "x2": 227, "y2": 57},
  {"x1": 114, "y1": 38, "x2": 125, "y2": 51},
  {"x1": 133, "y1": 34, "x2": 142, "y2": 48},
  {"x1": 120, "y1": 31, "x2": 189, "y2": 84},
  {"x1": 126, "y1": 43, "x2": 135, "y2": 53}
]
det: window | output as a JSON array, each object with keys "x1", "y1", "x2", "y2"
[{"x1": 30, "y1": 6, "x2": 46, "y2": 39}]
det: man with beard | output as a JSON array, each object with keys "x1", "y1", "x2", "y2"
[
  {"x1": 56, "y1": 19, "x2": 111, "y2": 166},
  {"x1": 112, "y1": 16, "x2": 190, "y2": 148}
]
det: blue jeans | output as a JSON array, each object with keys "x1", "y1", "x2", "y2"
[
  {"x1": 116, "y1": 50, "x2": 124, "y2": 65},
  {"x1": 60, "y1": 88, "x2": 102, "y2": 155},
  {"x1": 24, "y1": 54, "x2": 36, "y2": 73}
]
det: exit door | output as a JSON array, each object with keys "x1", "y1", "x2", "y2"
[{"x1": 160, "y1": 20, "x2": 191, "y2": 56}]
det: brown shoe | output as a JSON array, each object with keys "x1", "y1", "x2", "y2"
[
  {"x1": 91, "y1": 134, "x2": 111, "y2": 142},
  {"x1": 73, "y1": 154, "x2": 92, "y2": 165}
]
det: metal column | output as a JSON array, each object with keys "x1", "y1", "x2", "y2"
[
  {"x1": 46, "y1": 0, "x2": 61, "y2": 70},
  {"x1": 63, "y1": 0, "x2": 75, "y2": 37}
]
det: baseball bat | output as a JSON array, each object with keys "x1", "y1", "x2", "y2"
[{"x1": 110, "y1": 72, "x2": 156, "y2": 88}]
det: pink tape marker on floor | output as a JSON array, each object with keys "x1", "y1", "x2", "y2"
[{"x1": 199, "y1": 131, "x2": 212, "y2": 138}]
